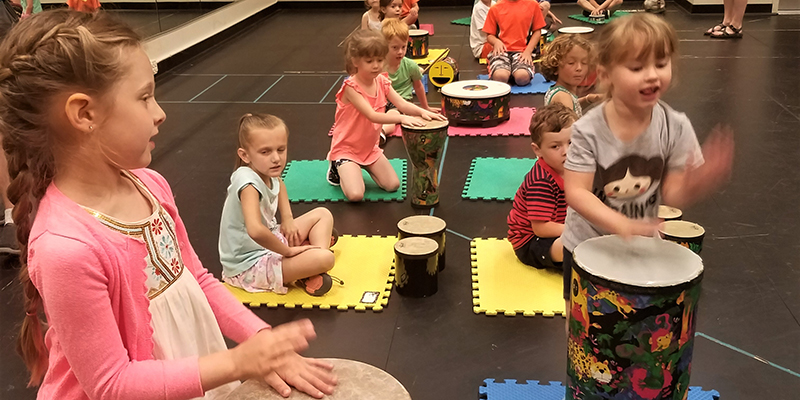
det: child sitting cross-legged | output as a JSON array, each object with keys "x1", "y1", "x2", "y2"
[
  {"x1": 379, "y1": 18, "x2": 437, "y2": 144},
  {"x1": 482, "y1": 0, "x2": 547, "y2": 86},
  {"x1": 507, "y1": 103, "x2": 577, "y2": 271}
]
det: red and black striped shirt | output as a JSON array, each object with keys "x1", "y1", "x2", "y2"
[{"x1": 507, "y1": 160, "x2": 567, "y2": 249}]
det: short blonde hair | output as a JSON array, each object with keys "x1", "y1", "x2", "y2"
[
  {"x1": 596, "y1": 13, "x2": 678, "y2": 68},
  {"x1": 381, "y1": 18, "x2": 409, "y2": 41},
  {"x1": 540, "y1": 34, "x2": 595, "y2": 82},
  {"x1": 343, "y1": 29, "x2": 389, "y2": 75}
]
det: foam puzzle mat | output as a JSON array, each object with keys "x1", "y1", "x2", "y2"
[
  {"x1": 567, "y1": 11, "x2": 630, "y2": 25},
  {"x1": 463, "y1": 157, "x2": 537, "y2": 201},
  {"x1": 471, "y1": 238, "x2": 565, "y2": 317},
  {"x1": 418, "y1": 23, "x2": 434, "y2": 35},
  {"x1": 449, "y1": 107, "x2": 535, "y2": 137},
  {"x1": 281, "y1": 159, "x2": 406, "y2": 203},
  {"x1": 224, "y1": 235, "x2": 397, "y2": 311},
  {"x1": 478, "y1": 73, "x2": 554, "y2": 94},
  {"x1": 479, "y1": 379, "x2": 720, "y2": 400},
  {"x1": 451, "y1": 17, "x2": 471, "y2": 25}
]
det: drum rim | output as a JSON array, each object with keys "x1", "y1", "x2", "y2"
[
  {"x1": 441, "y1": 79, "x2": 511, "y2": 98},
  {"x1": 397, "y1": 215, "x2": 447, "y2": 235},
  {"x1": 394, "y1": 236, "x2": 439, "y2": 257},
  {"x1": 657, "y1": 205, "x2": 682, "y2": 219},
  {"x1": 558, "y1": 26, "x2": 595, "y2": 34},
  {"x1": 659, "y1": 220, "x2": 706, "y2": 237},
  {"x1": 572, "y1": 262, "x2": 703, "y2": 296},
  {"x1": 408, "y1": 29, "x2": 429, "y2": 36},
  {"x1": 400, "y1": 118, "x2": 450, "y2": 130},
  {"x1": 573, "y1": 235, "x2": 704, "y2": 289}
]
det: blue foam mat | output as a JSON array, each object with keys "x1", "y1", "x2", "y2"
[
  {"x1": 479, "y1": 380, "x2": 721, "y2": 400},
  {"x1": 477, "y1": 73, "x2": 554, "y2": 94}
]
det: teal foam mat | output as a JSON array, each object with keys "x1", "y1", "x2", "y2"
[
  {"x1": 462, "y1": 157, "x2": 537, "y2": 201},
  {"x1": 451, "y1": 17, "x2": 471, "y2": 25},
  {"x1": 282, "y1": 159, "x2": 407, "y2": 203}
]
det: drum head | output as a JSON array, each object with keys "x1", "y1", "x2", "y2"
[
  {"x1": 398, "y1": 215, "x2": 446, "y2": 235},
  {"x1": 395, "y1": 237, "x2": 439, "y2": 257},
  {"x1": 441, "y1": 79, "x2": 511, "y2": 99},
  {"x1": 558, "y1": 26, "x2": 595, "y2": 34},
  {"x1": 657, "y1": 205, "x2": 682, "y2": 220},
  {"x1": 573, "y1": 235, "x2": 703, "y2": 288},
  {"x1": 401, "y1": 118, "x2": 449, "y2": 130},
  {"x1": 660, "y1": 220, "x2": 705, "y2": 238},
  {"x1": 408, "y1": 29, "x2": 429, "y2": 37}
]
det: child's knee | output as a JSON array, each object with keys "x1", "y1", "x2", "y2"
[
  {"x1": 491, "y1": 69, "x2": 511, "y2": 82},
  {"x1": 317, "y1": 250, "x2": 335, "y2": 271},
  {"x1": 540, "y1": 1, "x2": 551, "y2": 13},
  {"x1": 513, "y1": 70, "x2": 531, "y2": 85},
  {"x1": 314, "y1": 207, "x2": 334, "y2": 223},
  {"x1": 383, "y1": 178, "x2": 400, "y2": 192},
  {"x1": 344, "y1": 189, "x2": 365, "y2": 202}
]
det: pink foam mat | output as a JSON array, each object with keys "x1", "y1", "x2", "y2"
[
  {"x1": 329, "y1": 107, "x2": 535, "y2": 138},
  {"x1": 419, "y1": 24, "x2": 434, "y2": 35}
]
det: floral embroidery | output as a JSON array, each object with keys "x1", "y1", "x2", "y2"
[{"x1": 151, "y1": 218, "x2": 163, "y2": 235}]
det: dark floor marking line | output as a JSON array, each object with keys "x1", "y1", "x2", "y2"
[
  {"x1": 188, "y1": 75, "x2": 227, "y2": 102},
  {"x1": 696, "y1": 332, "x2": 800, "y2": 379},
  {"x1": 253, "y1": 75, "x2": 284, "y2": 103},
  {"x1": 429, "y1": 135, "x2": 450, "y2": 217},
  {"x1": 445, "y1": 228, "x2": 472, "y2": 241},
  {"x1": 320, "y1": 76, "x2": 343, "y2": 103}
]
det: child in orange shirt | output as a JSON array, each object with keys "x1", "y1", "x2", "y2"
[{"x1": 482, "y1": 0, "x2": 546, "y2": 86}]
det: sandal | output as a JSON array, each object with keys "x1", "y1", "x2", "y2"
[
  {"x1": 297, "y1": 273, "x2": 344, "y2": 296},
  {"x1": 704, "y1": 22, "x2": 725, "y2": 36},
  {"x1": 711, "y1": 24, "x2": 743, "y2": 39}
]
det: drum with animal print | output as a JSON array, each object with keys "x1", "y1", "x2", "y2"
[{"x1": 567, "y1": 235, "x2": 703, "y2": 400}]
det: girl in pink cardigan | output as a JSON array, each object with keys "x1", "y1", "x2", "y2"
[{"x1": 0, "y1": 10, "x2": 336, "y2": 400}]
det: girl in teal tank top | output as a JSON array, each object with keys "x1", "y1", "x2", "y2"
[{"x1": 540, "y1": 34, "x2": 603, "y2": 118}]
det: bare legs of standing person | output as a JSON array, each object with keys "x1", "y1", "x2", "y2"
[
  {"x1": 0, "y1": 150, "x2": 19, "y2": 255},
  {"x1": 708, "y1": 0, "x2": 747, "y2": 38}
]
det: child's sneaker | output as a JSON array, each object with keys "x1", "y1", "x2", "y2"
[
  {"x1": 326, "y1": 161, "x2": 340, "y2": 186},
  {"x1": 297, "y1": 273, "x2": 334, "y2": 296},
  {"x1": 379, "y1": 131, "x2": 387, "y2": 147}
]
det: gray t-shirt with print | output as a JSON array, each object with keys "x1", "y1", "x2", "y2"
[{"x1": 562, "y1": 101, "x2": 704, "y2": 252}]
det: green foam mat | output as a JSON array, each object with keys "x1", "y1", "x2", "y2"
[
  {"x1": 462, "y1": 157, "x2": 537, "y2": 201},
  {"x1": 282, "y1": 159, "x2": 407, "y2": 203},
  {"x1": 451, "y1": 17, "x2": 471, "y2": 26},
  {"x1": 567, "y1": 11, "x2": 629, "y2": 25}
]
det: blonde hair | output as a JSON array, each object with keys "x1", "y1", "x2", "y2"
[
  {"x1": 596, "y1": 13, "x2": 678, "y2": 68},
  {"x1": 529, "y1": 103, "x2": 578, "y2": 146},
  {"x1": 0, "y1": 10, "x2": 141, "y2": 387},
  {"x1": 540, "y1": 34, "x2": 595, "y2": 82},
  {"x1": 343, "y1": 29, "x2": 388, "y2": 75},
  {"x1": 236, "y1": 113, "x2": 288, "y2": 169},
  {"x1": 381, "y1": 18, "x2": 409, "y2": 42}
]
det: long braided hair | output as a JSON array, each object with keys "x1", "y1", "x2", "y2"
[{"x1": 0, "y1": 9, "x2": 140, "y2": 386}]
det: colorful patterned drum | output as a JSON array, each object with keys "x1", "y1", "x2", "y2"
[
  {"x1": 398, "y1": 215, "x2": 447, "y2": 271},
  {"x1": 225, "y1": 358, "x2": 411, "y2": 400},
  {"x1": 401, "y1": 118, "x2": 448, "y2": 207},
  {"x1": 394, "y1": 237, "x2": 439, "y2": 297},
  {"x1": 568, "y1": 235, "x2": 703, "y2": 400},
  {"x1": 441, "y1": 80, "x2": 511, "y2": 127},
  {"x1": 407, "y1": 29, "x2": 429, "y2": 58},
  {"x1": 657, "y1": 205, "x2": 683, "y2": 221},
  {"x1": 660, "y1": 220, "x2": 705, "y2": 254},
  {"x1": 429, "y1": 56, "x2": 459, "y2": 87}
]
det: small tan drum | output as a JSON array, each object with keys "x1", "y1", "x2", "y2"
[
  {"x1": 407, "y1": 29, "x2": 429, "y2": 58},
  {"x1": 401, "y1": 118, "x2": 449, "y2": 207},
  {"x1": 441, "y1": 80, "x2": 511, "y2": 127},
  {"x1": 657, "y1": 205, "x2": 683, "y2": 221},
  {"x1": 225, "y1": 358, "x2": 411, "y2": 400},
  {"x1": 660, "y1": 220, "x2": 705, "y2": 254},
  {"x1": 398, "y1": 215, "x2": 447, "y2": 271},
  {"x1": 394, "y1": 237, "x2": 439, "y2": 297},
  {"x1": 558, "y1": 26, "x2": 595, "y2": 36}
]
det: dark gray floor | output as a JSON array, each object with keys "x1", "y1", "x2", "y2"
[{"x1": 2, "y1": 4, "x2": 800, "y2": 400}]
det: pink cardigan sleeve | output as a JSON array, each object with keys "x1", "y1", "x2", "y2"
[
  {"x1": 141, "y1": 169, "x2": 271, "y2": 343},
  {"x1": 31, "y1": 234, "x2": 204, "y2": 400}
]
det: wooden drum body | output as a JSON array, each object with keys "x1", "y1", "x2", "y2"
[
  {"x1": 398, "y1": 215, "x2": 447, "y2": 271},
  {"x1": 401, "y1": 119, "x2": 449, "y2": 207},
  {"x1": 567, "y1": 236, "x2": 703, "y2": 400},
  {"x1": 407, "y1": 29, "x2": 429, "y2": 59},
  {"x1": 441, "y1": 80, "x2": 511, "y2": 127},
  {"x1": 394, "y1": 237, "x2": 439, "y2": 297},
  {"x1": 660, "y1": 220, "x2": 705, "y2": 255},
  {"x1": 225, "y1": 358, "x2": 411, "y2": 400}
]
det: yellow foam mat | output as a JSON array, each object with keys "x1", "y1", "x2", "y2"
[
  {"x1": 411, "y1": 48, "x2": 449, "y2": 67},
  {"x1": 224, "y1": 235, "x2": 397, "y2": 312},
  {"x1": 471, "y1": 238, "x2": 566, "y2": 317}
]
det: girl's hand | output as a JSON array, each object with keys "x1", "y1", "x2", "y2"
[
  {"x1": 617, "y1": 218, "x2": 660, "y2": 239},
  {"x1": 263, "y1": 355, "x2": 337, "y2": 399},
  {"x1": 280, "y1": 221, "x2": 301, "y2": 246},
  {"x1": 426, "y1": 106, "x2": 441, "y2": 113},
  {"x1": 231, "y1": 320, "x2": 316, "y2": 380},
  {"x1": 587, "y1": 93, "x2": 604, "y2": 104},
  {"x1": 419, "y1": 110, "x2": 446, "y2": 122},
  {"x1": 401, "y1": 115, "x2": 426, "y2": 127},
  {"x1": 286, "y1": 245, "x2": 319, "y2": 258},
  {"x1": 686, "y1": 125, "x2": 735, "y2": 194}
]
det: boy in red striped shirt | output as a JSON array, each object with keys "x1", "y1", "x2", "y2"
[{"x1": 507, "y1": 104, "x2": 577, "y2": 270}]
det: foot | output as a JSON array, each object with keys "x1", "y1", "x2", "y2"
[
  {"x1": 705, "y1": 22, "x2": 726, "y2": 36},
  {"x1": 0, "y1": 223, "x2": 20, "y2": 255},
  {"x1": 711, "y1": 24, "x2": 743, "y2": 39},
  {"x1": 297, "y1": 273, "x2": 333, "y2": 296},
  {"x1": 326, "y1": 161, "x2": 340, "y2": 186}
]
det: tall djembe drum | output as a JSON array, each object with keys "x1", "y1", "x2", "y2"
[
  {"x1": 567, "y1": 235, "x2": 703, "y2": 400},
  {"x1": 401, "y1": 118, "x2": 449, "y2": 207}
]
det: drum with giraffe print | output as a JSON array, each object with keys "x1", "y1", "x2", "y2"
[{"x1": 567, "y1": 235, "x2": 703, "y2": 400}]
